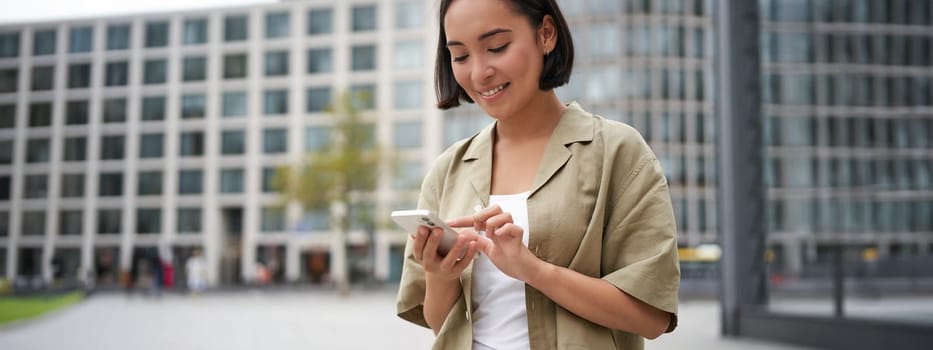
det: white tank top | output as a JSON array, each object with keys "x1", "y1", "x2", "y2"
[{"x1": 472, "y1": 191, "x2": 531, "y2": 350}]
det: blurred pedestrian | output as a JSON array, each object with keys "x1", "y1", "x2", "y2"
[{"x1": 186, "y1": 249, "x2": 207, "y2": 295}]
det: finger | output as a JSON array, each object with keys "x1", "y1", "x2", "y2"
[
  {"x1": 494, "y1": 223, "x2": 524, "y2": 240},
  {"x1": 422, "y1": 227, "x2": 444, "y2": 261},
  {"x1": 459, "y1": 241, "x2": 481, "y2": 265},
  {"x1": 475, "y1": 236, "x2": 494, "y2": 255},
  {"x1": 484, "y1": 212, "x2": 513, "y2": 238},
  {"x1": 446, "y1": 214, "x2": 475, "y2": 228},
  {"x1": 440, "y1": 235, "x2": 470, "y2": 270},
  {"x1": 473, "y1": 205, "x2": 502, "y2": 233},
  {"x1": 411, "y1": 226, "x2": 430, "y2": 262}
]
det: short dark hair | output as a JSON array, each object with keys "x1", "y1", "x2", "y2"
[{"x1": 435, "y1": 0, "x2": 575, "y2": 110}]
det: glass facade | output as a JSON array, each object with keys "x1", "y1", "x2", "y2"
[{"x1": 2, "y1": 0, "x2": 923, "y2": 297}]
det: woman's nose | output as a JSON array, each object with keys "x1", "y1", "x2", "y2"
[{"x1": 472, "y1": 57, "x2": 494, "y2": 83}]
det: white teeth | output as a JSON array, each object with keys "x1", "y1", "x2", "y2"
[{"x1": 480, "y1": 83, "x2": 507, "y2": 97}]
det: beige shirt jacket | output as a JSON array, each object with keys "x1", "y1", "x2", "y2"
[{"x1": 396, "y1": 103, "x2": 680, "y2": 350}]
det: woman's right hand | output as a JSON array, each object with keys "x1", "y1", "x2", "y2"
[{"x1": 410, "y1": 226, "x2": 480, "y2": 281}]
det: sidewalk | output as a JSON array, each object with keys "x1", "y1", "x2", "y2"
[{"x1": 0, "y1": 288, "x2": 812, "y2": 349}]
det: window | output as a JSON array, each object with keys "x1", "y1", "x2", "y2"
[
  {"x1": 221, "y1": 130, "x2": 246, "y2": 155},
  {"x1": 181, "y1": 94, "x2": 206, "y2": 119},
  {"x1": 177, "y1": 208, "x2": 202, "y2": 233},
  {"x1": 140, "y1": 133, "x2": 164, "y2": 158},
  {"x1": 261, "y1": 207, "x2": 285, "y2": 231},
  {"x1": 351, "y1": 45, "x2": 376, "y2": 71},
  {"x1": 396, "y1": 1, "x2": 424, "y2": 29},
  {"x1": 263, "y1": 128, "x2": 287, "y2": 154},
  {"x1": 59, "y1": 210, "x2": 83, "y2": 235},
  {"x1": 264, "y1": 89, "x2": 288, "y2": 115},
  {"x1": 69, "y1": 26, "x2": 93, "y2": 53},
  {"x1": 223, "y1": 53, "x2": 247, "y2": 79},
  {"x1": 0, "y1": 176, "x2": 9, "y2": 199},
  {"x1": 0, "y1": 141, "x2": 11, "y2": 163},
  {"x1": 393, "y1": 121, "x2": 422, "y2": 149},
  {"x1": 21, "y1": 211, "x2": 46, "y2": 235},
  {"x1": 32, "y1": 66, "x2": 54, "y2": 91},
  {"x1": 265, "y1": 50, "x2": 289, "y2": 76},
  {"x1": 266, "y1": 12, "x2": 290, "y2": 38},
  {"x1": 23, "y1": 175, "x2": 48, "y2": 199},
  {"x1": 0, "y1": 211, "x2": 7, "y2": 236},
  {"x1": 220, "y1": 168, "x2": 244, "y2": 193},
  {"x1": 394, "y1": 160, "x2": 423, "y2": 190},
  {"x1": 136, "y1": 209, "x2": 161, "y2": 234},
  {"x1": 26, "y1": 138, "x2": 50, "y2": 163},
  {"x1": 306, "y1": 87, "x2": 332, "y2": 112},
  {"x1": 63, "y1": 137, "x2": 86, "y2": 161},
  {"x1": 307, "y1": 8, "x2": 333, "y2": 35},
  {"x1": 394, "y1": 80, "x2": 422, "y2": 109},
  {"x1": 143, "y1": 59, "x2": 167, "y2": 84},
  {"x1": 66, "y1": 100, "x2": 88, "y2": 124},
  {"x1": 588, "y1": 23, "x2": 620, "y2": 57},
  {"x1": 106, "y1": 24, "x2": 130, "y2": 50},
  {"x1": 28, "y1": 102, "x2": 52, "y2": 127},
  {"x1": 33, "y1": 30, "x2": 56, "y2": 56},
  {"x1": 350, "y1": 84, "x2": 376, "y2": 110},
  {"x1": 0, "y1": 69, "x2": 17, "y2": 93},
  {"x1": 352, "y1": 5, "x2": 377, "y2": 32},
  {"x1": 105, "y1": 61, "x2": 128, "y2": 86},
  {"x1": 183, "y1": 18, "x2": 208, "y2": 45},
  {"x1": 222, "y1": 91, "x2": 247, "y2": 117},
  {"x1": 180, "y1": 131, "x2": 204, "y2": 157},
  {"x1": 0, "y1": 104, "x2": 12, "y2": 128},
  {"x1": 183, "y1": 56, "x2": 207, "y2": 81},
  {"x1": 262, "y1": 167, "x2": 277, "y2": 192},
  {"x1": 145, "y1": 21, "x2": 169, "y2": 47},
  {"x1": 0, "y1": 32, "x2": 20, "y2": 58},
  {"x1": 305, "y1": 126, "x2": 331, "y2": 152},
  {"x1": 307, "y1": 48, "x2": 332, "y2": 74},
  {"x1": 394, "y1": 40, "x2": 423, "y2": 69},
  {"x1": 179, "y1": 170, "x2": 203, "y2": 194},
  {"x1": 98, "y1": 173, "x2": 123, "y2": 196},
  {"x1": 100, "y1": 135, "x2": 124, "y2": 160},
  {"x1": 141, "y1": 96, "x2": 165, "y2": 121},
  {"x1": 103, "y1": 98, "x2": 126, "y2": 123},
  {"x1": 587, "y1": 66, "x2": 621, "y2": 102},
  {"x1": 224, "y1": 15, "x2": 248, "y2": 41},
  {"x1": 68, "y1": 63, "x2": 91, "y2": 88},
  {"x1": 61, "y1": 174, "x2": 84, "y2": 198},
  {"x1": 97, "y1": 209, "x2": 121, "y2": 234},
  {"x1": 137, "y1": 171, "x2": 162, "y2": 195}
]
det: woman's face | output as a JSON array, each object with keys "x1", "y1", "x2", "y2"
[{"x1": 444, "y1": 0, "x2": 551, "y2": 120}]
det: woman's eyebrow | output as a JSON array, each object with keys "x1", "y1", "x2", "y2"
[{"x1": 446, "y1": 28, "x2": 513, "y2": 47}]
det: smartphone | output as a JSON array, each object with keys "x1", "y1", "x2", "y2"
[{"x1": 391, "y1": 209, "x2": 460, "y2": 257}]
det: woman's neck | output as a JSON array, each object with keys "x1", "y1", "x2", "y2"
[{"x1": 494, "y1": 91, "x2": 566, "y2": 142}]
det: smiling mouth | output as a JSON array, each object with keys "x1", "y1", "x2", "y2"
[{"x1": 479, "y1": 83, "x2": 510, "y2": 97}]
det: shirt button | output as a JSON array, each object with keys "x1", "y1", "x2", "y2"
[{"x1": 465, "y1": 311, "x2": 471, "y2": 320}]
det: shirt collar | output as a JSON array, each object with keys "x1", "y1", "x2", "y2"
[{"x1": 460, "y1": 101, "x2": 594, "y2": 162}]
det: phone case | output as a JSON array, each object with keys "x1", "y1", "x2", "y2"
[{"x1": 391, "y1": 210, "x2": 459, "y2": 256}]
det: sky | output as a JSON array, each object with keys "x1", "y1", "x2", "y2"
[{"x1": 1, "y1": 0, "x2": 278, "y2": 23}]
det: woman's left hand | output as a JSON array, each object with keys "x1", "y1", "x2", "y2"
[{"x1": 447, "y1": 205, "x2": 544, "y2": 282}]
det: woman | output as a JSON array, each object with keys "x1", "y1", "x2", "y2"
[{"x1": 397, "y1": 0, "x2": 680, "y2": 349}]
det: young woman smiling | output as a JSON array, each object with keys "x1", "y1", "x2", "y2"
[{"x1": 397, "y1": 1, "x2": 680, "y2": 349}]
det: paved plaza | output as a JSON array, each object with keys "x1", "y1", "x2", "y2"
[{"x1": 0, "y1": 288, "x2": 818, "y2": 350}]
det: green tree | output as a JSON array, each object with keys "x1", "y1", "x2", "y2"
[{"x1": 273, "y1": 91, "x2": 384, "y2": 295}]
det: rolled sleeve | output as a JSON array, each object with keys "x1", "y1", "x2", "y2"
[{"x1": 602, "y1": 156, "x2": 680, "y2": 331}]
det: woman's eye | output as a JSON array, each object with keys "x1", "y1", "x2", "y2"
[
  {"x1": 453, "y1": 54, "x2": 469, "y2": 63},
  {"x1": 489, "y1": 43, "x2": 511, "y2": 53}
]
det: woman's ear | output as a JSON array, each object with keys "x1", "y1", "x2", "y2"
[{"x1": 538, "y1": 14, "x2": 558, "y2": 55}]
